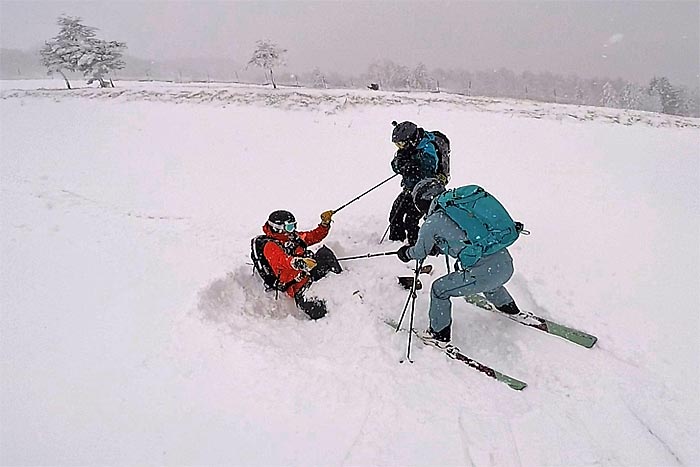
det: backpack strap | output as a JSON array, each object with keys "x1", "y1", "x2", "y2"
[{"x1": 428, "y1": 130, "x2": 451, "y2": 183}]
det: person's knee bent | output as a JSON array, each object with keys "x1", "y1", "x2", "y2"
[{"x1": 431, "y1": 280, "x2": 454, "y2": 301}]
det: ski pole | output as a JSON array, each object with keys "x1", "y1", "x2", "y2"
[
  {"x1": 405, "y1": 269, "x2": 419, "y2": 363},
  {"x1": 336, "y1": 250, "x2": 399, "y2": 261},
  {"x1": 398, "y1": 259, "x2": 424, "y2": 364},
  {"x1": 395, "y1": 258, "x2": 424, "y2": 331},
  {"x1": 379, "y1": 224, "x2": 391, "y2": 244},
  {"x1": 333, "y1": 173, "x2": 398, "y2": 214},
  {"x1": 380, "y1": 195, "x2": 402, "y2": 244}
]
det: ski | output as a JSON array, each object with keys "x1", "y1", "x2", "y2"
[
  {"x1": 464, "y1": 295, "x2": 598, "y2": 349},
  {"x1": 505, "y1": 311, "x2": 598, "y2": 348},
  {"x1": 385, "y1": 319, "x2": 527, "y2": 391}
]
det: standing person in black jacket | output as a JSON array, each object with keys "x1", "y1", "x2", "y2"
[{"x1": 388, "y1": 121, "x2": 439, "y2": 245}]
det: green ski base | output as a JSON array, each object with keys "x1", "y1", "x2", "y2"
[{"x1": 465, "y1": 294, "x2": 598, "y2": 349}]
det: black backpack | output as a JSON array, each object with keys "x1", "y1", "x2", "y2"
[
  {"x1": 251, "y1": 235, "x2": 305, "y2": 292},
  {"x1": 429, "y1": 130, "x2": 451, "y2": 183}
]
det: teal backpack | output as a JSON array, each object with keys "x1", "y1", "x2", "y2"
[{"x1": 434, "y1": 185, "x2": 521, "y2": 267}]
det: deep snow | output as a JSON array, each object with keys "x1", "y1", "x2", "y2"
[{"x1": 1, "y1": 81, "x2": 698, "y2": 466}]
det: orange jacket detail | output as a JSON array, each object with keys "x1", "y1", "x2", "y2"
[{"x1": 262, "y1": 222, "x2": 330, "y2": 297}]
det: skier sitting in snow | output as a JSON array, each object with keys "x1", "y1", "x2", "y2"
[
  {"x1": 251, "y1": 209, "x2": 341, "y2": 320},
  {"x1": 389, "y1": 120, "x2": 439, "y2": 245},
  {"x1": 395, "y1": 179, "x2": 523, "y2": 343}
]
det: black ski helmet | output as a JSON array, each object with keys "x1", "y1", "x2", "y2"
[
  {"x1": 412, "y1": 178, "x2": 446, "y2": 214},
  {"x1": 391, "y1": 120, "x2": 418, "y2": 146},
  {"x1": 267, "y1": 210, "x2": 297, "y2": 232}
]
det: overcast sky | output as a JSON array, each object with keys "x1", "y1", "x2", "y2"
[{"x1": 1, "y1": 0, "x2": 698, "y2": 86}]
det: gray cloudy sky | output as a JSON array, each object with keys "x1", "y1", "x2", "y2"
[{"x1": 1, "y1": 0, "x2": 698, "y2": 86}]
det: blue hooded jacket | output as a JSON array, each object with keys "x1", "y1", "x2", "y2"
[
  {"x1": 406, "y1": 201, "x2": 514, "y2": 269},
  {"x1": 406, "y1": 209, "x2": 467, "y2": 262}
]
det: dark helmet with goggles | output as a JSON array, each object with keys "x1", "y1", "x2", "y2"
[
  {"x1": 267, "y1": 210, "x2": 297, "y2": 233},
  {"x1": 391, "y1": 120, "x2": 419, "y2": 149}
]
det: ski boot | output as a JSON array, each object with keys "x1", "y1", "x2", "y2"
[
  {"x1": 294, "y1": 293, "x2": 328, "y2": 320},
  {"x1": 495, "y1": 301, "x2": 520, "y2": 315},
  {"x1": 423, "y1": 325, "x2": 451, "y2": 344}
]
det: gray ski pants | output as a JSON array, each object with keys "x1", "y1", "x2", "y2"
[{"x1": 428, "y1": 249, "x2": 515, "y2": 332}]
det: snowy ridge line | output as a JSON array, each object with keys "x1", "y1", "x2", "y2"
[{"x1": 2, "y1": 84, "x2": 698, "y2": 129}]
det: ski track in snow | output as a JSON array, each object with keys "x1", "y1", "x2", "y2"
[
  {"x1": 625, "y1": 403, "x2": 683, "y2": 466},
  {"x1": 1, "y1": 81, "x2": 698, "y2": 466}
]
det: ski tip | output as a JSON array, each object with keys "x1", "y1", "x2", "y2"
[
  {"x1": 511, "y1": 382, "x2": 527, "y2": 391},
  {"x1": 498, "y1": 374, "x2": 528, "y2": 391},
  {"x1": 584, "y1": 336, "x2": 598, "y2": 348},
  {"x1": 566, "y1": 330, "x2": 598, "y2": 348}
]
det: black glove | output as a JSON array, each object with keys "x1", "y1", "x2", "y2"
[
  {"x1": 428, "y1": 245, "x2": 442, "y2": 257},
  {"x1": 392, "y1": 151, "x2": 419, "y2": 176},
  {"x1": 397, "y1": 245, "x2": 412, "y2": 263}
]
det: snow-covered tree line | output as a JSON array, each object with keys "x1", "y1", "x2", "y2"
[
  {"x1": 33, "y1": 17, "x2": 698, "y2": 117},
  {"x1": 294, "y1": 60, "x2": 698, "y2": 117},
  {"x1": 40, "y1": 15, "x2": 126, "y2": 89}
]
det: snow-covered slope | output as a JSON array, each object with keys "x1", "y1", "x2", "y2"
[{"x1": 1, "y1": 82, "x2": 698, "y2": 466}]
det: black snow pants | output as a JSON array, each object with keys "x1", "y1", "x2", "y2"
[
  {"x1": 389, "y1": 190, "x2": 421, "y2": 245},
  {"x1": 294, "y1": 246, "x2": 342, "y2": 320}
]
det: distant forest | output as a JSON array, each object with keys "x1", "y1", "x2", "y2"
[{"x1": 2, "y1": 48, "x2": 698, "y2": 118}]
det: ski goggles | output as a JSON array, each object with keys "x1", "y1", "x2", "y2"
[
  {"x1": 269, "y1": 219, "x2": 297, "y2": 232},
  {"x1": 394, "y1": 141, "x2": 408, "y2": 149}
]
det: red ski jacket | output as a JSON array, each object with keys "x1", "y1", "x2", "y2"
[{"x1": 262, "y1": 222, "x2": 330, "y2": 297}]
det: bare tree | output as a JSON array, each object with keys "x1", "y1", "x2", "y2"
[
  {"x1": 619, "y1": 83, "x2": 642, "y2": 110},
  {"x1": 366, "y1": 59, "x2": 410, "y2": 90},
  {"x1": 601, "y1": 81, "x2": 619, "y2": 108},
  {"x1": 311, "y1": 67, "x2": 327, "y2": 88},
  {"x1": 648, "y1": 77, "x2": 684, "y2": 116},
  {"x1": 248, "y1": 39, "x2": 287, "y2": 89},
  {"x1": 409, "y1": 63, "x2": 431, "y2": 90}
]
